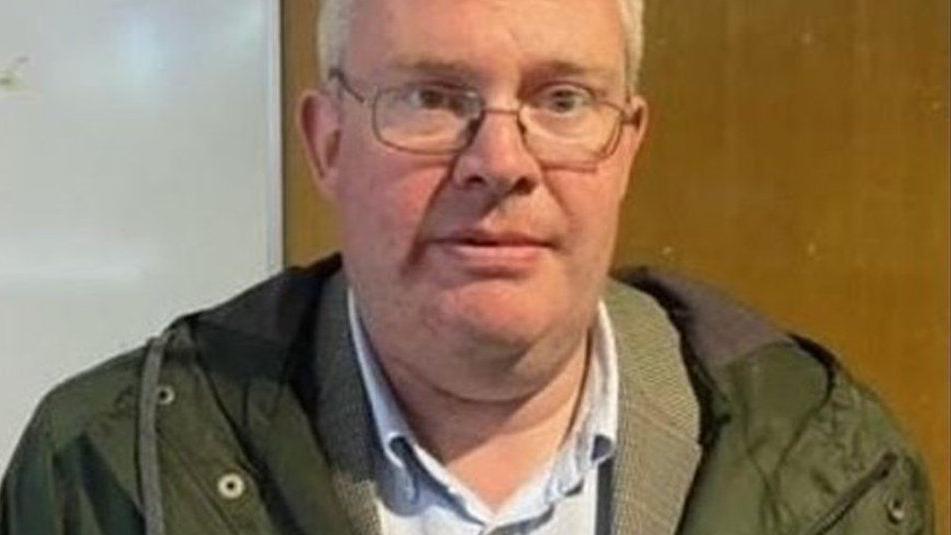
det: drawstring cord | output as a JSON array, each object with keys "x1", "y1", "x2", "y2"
[{"x1": 138, "y1": 331, "x2": 171, "y2": 535}]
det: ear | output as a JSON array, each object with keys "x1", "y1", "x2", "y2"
[
  {"x1": 298, "y1": 89, "x2": 343, "y2": 201},
  {"x1": 616, "y1": 95, "x2": 649, "y2": 197}
]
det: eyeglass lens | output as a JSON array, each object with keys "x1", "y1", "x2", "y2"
[{"x1": 371, "y1": 84, "x2": 624, "y2": 164}]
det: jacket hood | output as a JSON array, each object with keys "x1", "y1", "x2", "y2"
[{"x1": 615, "y1": 266, "x2": 795, "y2": 368}]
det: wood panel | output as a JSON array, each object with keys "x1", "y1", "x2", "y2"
[
  {"x1": 282, "y1": 1, "x2": 949, "y2": 531},
  {"x1": 282, "y1": 0, "x2": 339, "y2": 265}
]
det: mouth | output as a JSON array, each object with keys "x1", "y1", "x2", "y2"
[
  {"x1": 435, "y1": 227, "x2": 555, "y2": 248},
  {"x1": 429, "y1": 229, "x2": 554, "y2": 276},
  {"x1": 445, "y1": 233, "x2": 550, "y2": 248}
]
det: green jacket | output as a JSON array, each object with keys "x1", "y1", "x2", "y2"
[{"x1": 1, "y1": 256, "x2": 934, "y2": 534}]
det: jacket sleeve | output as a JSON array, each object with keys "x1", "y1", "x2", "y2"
[{"x1": 1, "y1": 402, "x2": 64, "y2": 535}]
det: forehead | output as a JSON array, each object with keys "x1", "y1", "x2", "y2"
[{"x1": 346, "y1": 0, "x2": 626, "y2": 86}]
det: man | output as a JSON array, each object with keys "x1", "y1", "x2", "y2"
[{"x1": 0, "y1": 0, "x2": 934, "y2": 533}]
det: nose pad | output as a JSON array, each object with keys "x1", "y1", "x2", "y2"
[{"x1": 450, "y1": 110, "x2": 541, "y2": 196}]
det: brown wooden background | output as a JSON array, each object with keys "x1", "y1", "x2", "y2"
[{"x1": 281, "y1": 1, "x2": 950, "y2": 531}]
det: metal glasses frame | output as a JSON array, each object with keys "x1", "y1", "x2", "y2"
[{"x1": 328, "y1": 67, "x2": 640, "y2": 164}]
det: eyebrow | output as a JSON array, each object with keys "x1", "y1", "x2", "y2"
[
  {"x1": 378, "y1": 58, "x2": 622, "y2": 89},
  {"x1": 378, "y1": 59, "x2": 482, "y2": 83},
  {"x1": 523, "y1": 60, "x2": 620, "y2": 87}
]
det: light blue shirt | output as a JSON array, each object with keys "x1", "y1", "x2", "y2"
[{"x1": 348, "y1": 291, "x2": 619, "y2": 534}]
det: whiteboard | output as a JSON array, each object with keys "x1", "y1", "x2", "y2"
[{"x1": 0, "y1": 0, "x2": 282, "y2": 469}]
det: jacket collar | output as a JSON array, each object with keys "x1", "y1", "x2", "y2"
[
  {"x1": 308, "y1": 268, "x2": 383, "y2": 535},
  {"x1": 618, "y1": 266, "x2": 793, "y2": 369},
  {"x1": 195, "y1": 256, "x2": 383, "y2": 534},
  {"x1": 603, "y1": 280, "x2": 703, "y2": 534},
  {"x1": 303, "y1": 264, "x2": 705, "y2": 535},
  {"x1": 619, "y1": 266, "x2": 795, "y2": 441}
]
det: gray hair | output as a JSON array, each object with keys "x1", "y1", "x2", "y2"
[{"x1": 317, "y1": 0, "x2": 645, "y2": 90}]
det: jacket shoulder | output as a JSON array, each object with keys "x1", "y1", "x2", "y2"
[
  {"x1": 1, "y1": 345, "x2": 149, "y2": 534},
  {"x1": 33, "y1": 346, "x2": 146, "y2": 451},
  {"x1": 614, "y1": 267, "x2": 933, "y2": 533}
]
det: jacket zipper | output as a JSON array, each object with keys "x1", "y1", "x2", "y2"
[{"x1": 802, "y1": 451, "x2": 898, "y2": 535}]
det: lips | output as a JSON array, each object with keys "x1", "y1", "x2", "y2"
[
  {"x1": 429, "y1": 228, "x2": 554, "y2": 276},
  {"x1": 435, "y1": 228, "x2": 554, "y2": 248}
]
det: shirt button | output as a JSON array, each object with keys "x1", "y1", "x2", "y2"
[
  {"x1": 217, "y1": 472, "x2": 246, "y2": 500},
  {"x1": 156, "y1": 385, "x2": 176, "y2": 406}
]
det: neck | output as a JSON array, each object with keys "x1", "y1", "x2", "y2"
[{"x1": 375, "y1": 332, "x2": 590, "y2": 510}]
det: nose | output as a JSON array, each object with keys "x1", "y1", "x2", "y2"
[{"x1": 449, "y1": 109, "x2": 542, "y2": 197}]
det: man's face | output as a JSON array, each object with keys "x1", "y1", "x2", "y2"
[{"x1": 305, "y1": 0, "x2": 646, "y2": 360}]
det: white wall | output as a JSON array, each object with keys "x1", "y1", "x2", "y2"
[{"x1": 0, "y1": 0, "x2": 282, "y2": 469}]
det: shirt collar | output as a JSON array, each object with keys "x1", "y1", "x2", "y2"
[
  {"x1": 347, "y1": 289, "x2": 619, "y2": 504},
  {"x1": 543, "y1": 301, "x2": 619, "y2": 502},
  {"x1": 347, "y1": 290, "x2": 416, "y2": 472}
]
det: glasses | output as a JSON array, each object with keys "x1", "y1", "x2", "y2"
[{"x1": 329, "y1": 68, "x2": 638, "y2": 166}]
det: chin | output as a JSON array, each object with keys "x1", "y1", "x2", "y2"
[{"x1": 428, "y1": 278, "x2": 566, "y2": 349}]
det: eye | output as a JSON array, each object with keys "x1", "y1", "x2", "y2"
[
  {"x1": 400, "y1": 84, "x2": 477, "y2": 116},
  {"x1": 533, "y1": 85, "x2": 595, "y2": 115},
  {"x1": 409, "y1": 87, "x2": 449, "y2": 109}
]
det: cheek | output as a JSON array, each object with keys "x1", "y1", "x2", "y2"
[
  {"x1": 335, "y1": 139, "x2": 441, "y2": 259},
  {"x1": 562, "y1": 171, "x2": 626, "y2": 240},
  {"x1": 554, "y1": 169, "x2": 628, "y2": 279}
]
